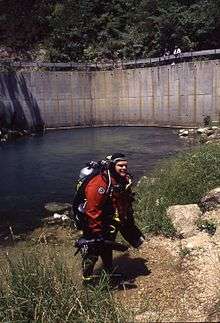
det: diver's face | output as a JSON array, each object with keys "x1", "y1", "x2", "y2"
[{"x1": 115, "y1": 161, "x2": 128, "y2": 177}]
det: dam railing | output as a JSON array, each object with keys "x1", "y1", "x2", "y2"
[{"x1": 1, "y1": 48, "x2": 220, "y2": 71}]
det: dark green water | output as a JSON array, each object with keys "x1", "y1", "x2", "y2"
[{"x1": 0, "y1": 127, "x2": 187, "y2": 227}]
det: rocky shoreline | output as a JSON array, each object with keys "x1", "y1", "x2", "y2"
[
  {"x1": 0, "y1": 127, "x2": 46, "y2": 143},
  {"x1": 1, "y1": 124, "x2": 219, "y2": 144},
  {"x1": 0, "y1": 202, "x2": 73, "y2": 244},
  {"x1": 0, "y1": 128, "x2": 32, "y2": 142},
  {"x1": 178, "y1": 125, "x2": 220, "y2": 144}
]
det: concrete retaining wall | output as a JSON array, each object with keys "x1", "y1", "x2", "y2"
[{"x1": 0, "y1": 60, "x2": 220, "y2": 129}]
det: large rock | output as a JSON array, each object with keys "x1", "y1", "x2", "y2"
[
  {"x1": 213, "y1": 225, "x2": 220, "y2": 244},
  {"x1": 197, "y1": 127, "x2": 218, "y2": 136},
  {"x1": 197, "y1": 127, "x2": 209, "y2": 134},
  {"x1": 44, "y1": 202, "x2": 72, "y2": 216},
  {"x1": 181, "y1": 232, "x2": 211, "y2": 252},
  {"x1": 167, "y1": 204, "x2": 201, "y2": 238},
  {"x1": 202, "y1": 209, "x2": 220, "y2": 225},
  {"x1": 179, "y1": 129, "x2": 189, "y2": 137},
  {"x1": 180, "y1": 232, "x2": 220, "y2": 322},
  {"x1": 199, "y1": 188, "x2": 220, "y2": 211}
]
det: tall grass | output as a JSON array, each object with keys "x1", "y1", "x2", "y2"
[
  {"x1": 135, "y1": 144, "x2": 220, "y2": 236},
  {"x1": 0, "y1": 243, "x2": 130, "y2": 322}
]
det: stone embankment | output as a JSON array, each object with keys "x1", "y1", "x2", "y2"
[
  {"x1": 0, "y1": 128, "x2": 32, "y2": 142},
  {"x1": 0, "y1": 126, "x2": 46, "y2": 143}
]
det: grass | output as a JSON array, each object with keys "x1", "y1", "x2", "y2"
[
  {"x1": 134, "y1": 143, "x2": 220, "y2": 236},
  {"x1": 0, "y1": 242, "x2": 130, "y2": 322},
  {"x1": 196, "y1": 218, "x2": 216, "y2": 235}
]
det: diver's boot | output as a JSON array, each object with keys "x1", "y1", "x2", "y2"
[
  {"x1": 82, "y1": 254, "x2": 98, "y2": 286},
  {"x1": 82, "y1": 275, "x2": 96, "y2": 287}
]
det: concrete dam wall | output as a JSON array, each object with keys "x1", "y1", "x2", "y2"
[{"x1": 0, "y1": 60, "x2": 220, "y2": 130}]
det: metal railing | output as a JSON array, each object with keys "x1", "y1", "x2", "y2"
[{"x1": 1, "y1": 48, "x2": 220, "y2": 71}]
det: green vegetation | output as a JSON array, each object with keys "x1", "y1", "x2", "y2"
[
  {"x1": 1, "y1": 0, "x2": 220, "y2": 62},
  {"x1": 134, "y1": 143, "x2": 220, "y2": 236},
  {"x1": 197, "y1": 218, "x2": 217, "y2": 235},
  {"x1": 179, "y1": 246, "x2": 191, "y2": 258},
  {"x1": 0, "y1": 243, "x2": 130, "y2": 322}
]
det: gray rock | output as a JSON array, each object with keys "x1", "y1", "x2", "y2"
[
  {"x1": 167, "y1": 204, "x2": 201, "y2": 238},
  {"x1": 207, "y1": 133, "x2": 220, "y2": 140},
  {"x1": 199, "y1": 188, "x2": 220, "y2": 211},
  {"x1": 41, "y1": 213, "x2": 71, "y2": 225},
  {"x1": 206, "y1": 129, "x2": 215, "y2": 136},
  {"x1": 202, "y1": 209, "x2": 220, "y2": 225},
  {"x1": 44, "y1": 202, "x2": 72, "y2": 216},
  {"x1": 197, "y1": 127, "x2": 208, "y2": 134},
  {"x1": 181, "y1": 232, "x2": 211, "y2": 252},
  {"x1": 179, "y1": 130, "x2": 189, "y2": 137},
  {"x1": 212, "y1": 126, "x2": 220, "y2": 133},
  {"x1": 213, "y1": 225, "x2": 220, "y2": 243}
]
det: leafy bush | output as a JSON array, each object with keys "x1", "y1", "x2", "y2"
[{"x1": 134, "y1": 144, "x2": 220, "y2": 236}]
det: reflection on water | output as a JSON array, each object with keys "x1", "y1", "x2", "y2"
[{"x1": 0, "y1": 127, "x2": 188, "y2": 224}]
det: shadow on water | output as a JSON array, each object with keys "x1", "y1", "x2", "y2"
[{"x1": 0, "y1": 73, "x2": 44, "y2": 131}]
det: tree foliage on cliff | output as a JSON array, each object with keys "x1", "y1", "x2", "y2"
[{"x1": 1, "y1": 0, "x2": 220, "y2": 62}]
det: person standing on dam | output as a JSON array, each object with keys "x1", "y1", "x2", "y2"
[
  {"x1": 73, "y1": 153, "x2": 145, "y2": 284},
  {"x1": 173, "y1": 45, "x2": 181, "y2": 58}
]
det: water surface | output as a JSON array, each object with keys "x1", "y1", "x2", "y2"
[{"x1": 0, "y1": 127, "x2": 188, "y2": 225}]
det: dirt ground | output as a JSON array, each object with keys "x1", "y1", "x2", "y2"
[{"x1": 112, "y1": 236, "x2": 220, "y2": 322}]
